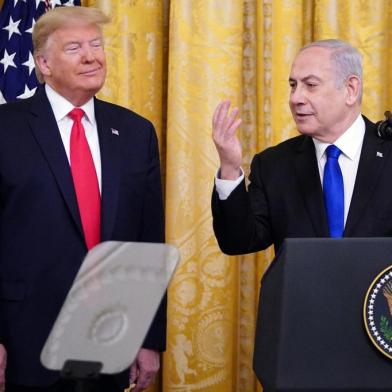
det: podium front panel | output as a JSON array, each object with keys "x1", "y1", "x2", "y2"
[{"x1": 254, "y1": 238, "x2": 392, "y2": 391}]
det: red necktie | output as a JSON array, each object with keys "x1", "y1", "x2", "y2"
[{"x1": 69, "y1": 108, "x2": 101, "y2": 250}]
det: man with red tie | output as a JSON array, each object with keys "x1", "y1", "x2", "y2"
[{"x1": 0, "y1": 6, "x2": 165, "y2": 392}]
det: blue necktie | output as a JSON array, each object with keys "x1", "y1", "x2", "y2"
[{"x1": 323, "y1": 145, "x2": 344, "y2": 237}]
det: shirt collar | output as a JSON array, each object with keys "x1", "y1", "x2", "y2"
[
  {"x1": 45, "y1": 84, "x2": 95, "y2": 125},
  {"x1": 313, "y1": 114, "x2": 365, "y2": 161}
]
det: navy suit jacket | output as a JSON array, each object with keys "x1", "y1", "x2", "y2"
[
  {"x1": 0, "y1": 88, "x2": 165, "y2": 385},
  {"x1": 212, "y1": 116, "x2": 392, "y2": 254}
]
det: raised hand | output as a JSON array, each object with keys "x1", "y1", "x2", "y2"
[{"x1": 212, "y1": 101, "x2": 243, "y2": 180}]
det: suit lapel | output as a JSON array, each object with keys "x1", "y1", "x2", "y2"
[
  {"x1": 28, "y1": 88, "x2": 84, "y2": 238},
  {"x1": 345, "y1": 117, "x2": 387, "y2": 236},
  {"x1": 95, "y1": 98, "x2": 121, "y2": 241},
  {"x1": 293, "y1": 136, "x2": 329, "y2": 237}
]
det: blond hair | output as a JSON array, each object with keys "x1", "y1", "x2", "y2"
[{"x1": 33, "y1": 6, "x2": 110, "y2": 83}]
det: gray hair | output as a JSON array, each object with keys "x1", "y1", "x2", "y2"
[{"x1": 301, "y1": 39, "x2": 363, "y2": 102}]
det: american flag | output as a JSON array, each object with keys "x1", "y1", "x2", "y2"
[{"x1": 0, "y1": 0, "x2": 81, "y2": 103}]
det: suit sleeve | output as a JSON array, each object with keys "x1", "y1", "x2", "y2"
[
  {"x1": 211, "y1": 153, "x2": 273, "y2": 255},
  {"x1": 139, "y1": 122, "x2": 167, "y2": 351}
]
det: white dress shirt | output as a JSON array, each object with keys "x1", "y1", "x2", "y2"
[
  {"x1": 45, "y1": 84, "x2": 102, "y2": 193},
  {"x1": 313, "y1": 114, "x2": 365, "y2": 225},
  {"x1": 215, "y1": 114, "x2": 366, "y2": 226}
]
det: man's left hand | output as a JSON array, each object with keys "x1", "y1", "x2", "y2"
[{"x1": 129, "y1": 348, "x2": 160, "y2": 391}]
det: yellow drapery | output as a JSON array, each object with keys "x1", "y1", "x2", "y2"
[
  {"x1": 1, "y1": 0, "x2": 391, "y2": 390},
  {"x1": 78, "y1": 0, "x2": 392, "y2": 391}
]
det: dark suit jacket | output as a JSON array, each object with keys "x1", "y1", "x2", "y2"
[
  {"x1": 212, "y1": 116, "x2": 392, "y2": 254},
  {"x1": 0, "y1": 88, "x2": 165, "y2": 386}
]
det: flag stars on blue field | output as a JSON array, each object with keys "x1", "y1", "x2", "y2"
[
  {"x1": 3, "y1": 15, "x2": 21, "y2": 39},
  {"x1": 0, "y1": 49, "x2": 16, "y2": 72},
  {"x1": 0, "y1": 0, "x2": 80, "y2": 103},
  {"x1": 14, "y1": 0, "x2": 28, "y2": 6},
  {"x1": 35, "y1": 0, "x2": 46, "y2": 8},
  {"x1": 24, "y1": 17, "x2": 35, "y2": 33},
  {"x1": 17, "y1": 84, "x2": 36, "y2": 99},
  {"x1": 22, "y1": 51, "x2": 35, "y2": 75},
  {"x1": 51, "y1": 0, "x2": 77, "y2": 8}
]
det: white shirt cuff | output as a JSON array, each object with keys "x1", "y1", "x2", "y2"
[{"x1": 215, "y1": 168, "x2": 244, "y2": 200}]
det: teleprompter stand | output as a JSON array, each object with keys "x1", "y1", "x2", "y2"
[
  {"x1": 41, "y1": 241, "x2": 179, "y2": 390},
  {"x1": 61, "y1": 360, "x2": 102, "y2": 392}
]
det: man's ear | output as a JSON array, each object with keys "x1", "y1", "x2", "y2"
[
  {"x1": 34, "y1": 54, "x2": 51, "y2": 77},
  {"x1": 345, "y1": 75, "x2": 361, "y2": 106}
]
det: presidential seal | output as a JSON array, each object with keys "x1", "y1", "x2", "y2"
[{"x1": 364, "y1": 265, "x2": 392, "y2": 360}]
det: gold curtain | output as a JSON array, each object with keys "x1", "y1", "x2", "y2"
[
  {"x1": 85, "y1": 1, "x2": 392, "y2": 391},
  {"x1": 0, "y1": 0, "x2": 389, "y2": 390}
]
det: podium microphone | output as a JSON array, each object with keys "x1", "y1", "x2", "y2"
[{"x1": 376, "y1": 110, "x2": 392, "y2": 139}]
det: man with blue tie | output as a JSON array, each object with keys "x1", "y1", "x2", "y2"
[
  {"x1": 212, "y1": 39, "x2": 391, "y2": 255},
  {"x1": 0, "y1": 5, "x2": 165, "y2": 392}
]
